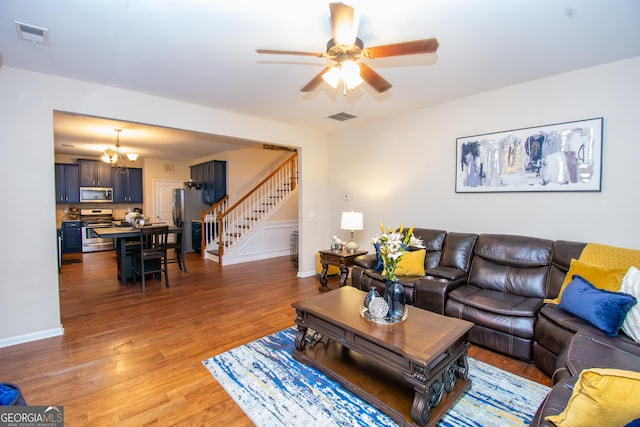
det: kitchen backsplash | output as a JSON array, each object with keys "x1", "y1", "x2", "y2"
[{"x1": 56, "y1": 203, "x2": 143, "y2": 226}]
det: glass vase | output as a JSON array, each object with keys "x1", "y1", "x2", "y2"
[
  {"x1": 363, "y1": 285, "x2": 380, "y2": 309},
  {"x1": 384, "y1": 278, "x2": 406, "y2": 320}
]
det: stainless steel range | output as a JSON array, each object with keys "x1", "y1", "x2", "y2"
[{"x1": 80, "y1": 208, "x2": 114, "y2": 253}]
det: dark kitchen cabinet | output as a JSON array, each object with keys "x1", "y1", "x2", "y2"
[
  {"x1": 192, "y1": 221, "x2": 202, "y2": 253},
  {"x1": 79, "y1": 159, "x2": 112, "y2": 187},
  {"x1": 55, "y1": 163, "x2": 80, "y2": 203},
  {"x1": 61, "y1": 221, "x2": 82, "y2": 254},
  {"x1": 190, "y1": 160, "x2": 226, "y2": 205},
  {"x1": 113, "y1": 168, "x2": 143, "y2": 203}
]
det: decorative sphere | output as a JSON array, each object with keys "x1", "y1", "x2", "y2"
[{"x1": 368, "y1": 298, "x2": 389, "y2": 319}]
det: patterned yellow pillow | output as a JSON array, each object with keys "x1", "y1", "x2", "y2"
[
  {"x1": 545, "y1": 258, "x2": 627, "y2": 304},
  {"x1": 545, "y1": 368, "x2": 640, "y2": 426}
]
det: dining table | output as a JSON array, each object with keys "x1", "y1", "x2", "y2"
[{"x1": 94, "y1": 225, "x2": 181, "y2": 285}]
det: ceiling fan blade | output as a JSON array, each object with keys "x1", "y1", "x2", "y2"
[
  {"x1": 359, "y1": 63, "x2": 392, "y2": 93},
  {"x1": 300, "y1": 67, "x2": 332, "y2": 92},
  {"x1": 256, "y1": 49, "x2": 325, "y2": 57},
  {"x1": 329, "y1": 2, "x2": 357, "y2": 46},
  {"x1": 362, "y1": 38, "x2": 439, "y2": 59}
]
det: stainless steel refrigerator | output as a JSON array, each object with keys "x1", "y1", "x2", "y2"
[{"x1": 172, "y1": 188, "x2": 210, "y2": 252}]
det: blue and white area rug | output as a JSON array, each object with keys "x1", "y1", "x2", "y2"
[{"x1": 202, "y1": 328, "x2": 549, "y2": 426}]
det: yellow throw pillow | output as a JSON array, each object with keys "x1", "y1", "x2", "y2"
[
  {"x1": 394, "y1": 249, "x2": 426, "y2": 277},
  {"x1": 544, "y1": 258, "x2": 628, "y2": 304},
  {"x1": 545, "y1": 368, "x2": 640, "y2": 427}
]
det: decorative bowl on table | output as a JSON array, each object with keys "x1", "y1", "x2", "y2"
[{"x1": 359, "y1": 301, "x2": 408, "y2": 325}]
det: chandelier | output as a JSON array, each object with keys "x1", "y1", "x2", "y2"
[{"x1": 101, "y1": 129, "x2": 139, "y2": 174}]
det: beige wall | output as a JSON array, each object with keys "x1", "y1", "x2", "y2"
[
  {"x1": 328, "y1": 57, "x2": 640, "y2": 251},
  {"x1": 0, "y1": 66, "x2": 329, "y2": 346}
]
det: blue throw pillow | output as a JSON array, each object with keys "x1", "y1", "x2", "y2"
[
  {"x1": 373, "y1": 242, "x2": 383, "y2": 272},
  {"x1": 625, "y1": 419, "x2": 640, "y2": 427},
  {"x1": 558, "y1": 275, "x2": 637, "y2": 336}
]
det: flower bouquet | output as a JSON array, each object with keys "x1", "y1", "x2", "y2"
[
  {"x1": 373, "y1": 222, "x2": 425, "y2": 282},
  {"x1": 364, "y1": 223, "x2": 424, "y2": 321}
]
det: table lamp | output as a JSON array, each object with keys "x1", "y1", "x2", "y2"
[{"x1": 340, "y1": 211, "x2": 364, "y2": 253}]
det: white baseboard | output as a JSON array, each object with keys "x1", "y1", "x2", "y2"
[
  {"x1": 297, "y1": 270, "x2": 317, "y2": 278},
  {"x1": 0, "y1": 326, "x2": 64, "y2": 348}
]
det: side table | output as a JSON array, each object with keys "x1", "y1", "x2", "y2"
[{"x1": 318, "y1": 249, "x2": 367, "y2": 291}]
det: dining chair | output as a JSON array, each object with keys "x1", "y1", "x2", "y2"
[
  {"x1": 166, "y1": 222, "x2": 187, "y2": 273},
  {"x1": 132, "y1": 226, "x2": 169, "y2": 292}
]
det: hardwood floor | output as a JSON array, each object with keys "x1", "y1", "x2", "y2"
[{"x1": 0, "y1": 250, "x2": 550, "y2": 426}]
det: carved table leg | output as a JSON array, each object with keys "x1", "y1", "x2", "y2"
[
  {"x1": 455, "y1": 353, "x2": 469, "y2": 381},
  {"x1": 411, "y1": 350, "x2": 468, "y2": 426},
  {"x1": 319, "y1": 262, "x2": 329, "y2": 290},
  {"x1": 294, "y1": 325, "x2": 309, "y2": 352},
  {"x1": 339, "y1": 266, "x2": 349, "y2": 287}
]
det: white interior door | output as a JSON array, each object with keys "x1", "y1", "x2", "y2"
[{"x1": 153, "y1": 180, "x2": 183, "y2": 224}]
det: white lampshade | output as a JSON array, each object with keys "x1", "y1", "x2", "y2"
[
  {"x1": 340, "y1": 211, "x2": 363, "y2": 231},
  {"x1": 341, "y1": 211, "x2": 363, "y2": 252}
]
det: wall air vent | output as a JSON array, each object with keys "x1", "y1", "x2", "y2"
[
  {"x1": 328, "y1": 112, "x2": 357, "y2": 122},
  {"x1": 14, "y1": 21, "x2": 49, "y2": 45}
]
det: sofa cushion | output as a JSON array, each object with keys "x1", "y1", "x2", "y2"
[
  {"x1": 557, "y1": 276, "x2": 637, "y2": 337},
  {"x1": 545, "y1": 368, "x2": 640, "y2": 427},
  {"x1": 449, "y1": 285, "x2": 544, "y2": 317},
  {"x1": 447, "y1": 285, "x2": 541, "y2": 339},
  {"x1": 620, "y1": 266, "x2": 640, "y2": 343},
  {"x1": 469, "y1": 234, "x2": 553, "y2": 298},
  {"x1": 394, "y1": 249, "x2": 426, "y2": 276},
  {"x1": 545, "y1": 258, "x2": 628, "y2": 304},
  {"x1": 440, "y1": 232, "x2": 477, "y2": 272}
]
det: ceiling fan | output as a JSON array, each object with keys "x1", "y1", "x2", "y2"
[{"x1": 256, "y1": 2, "x2": 439, "y2": 94}]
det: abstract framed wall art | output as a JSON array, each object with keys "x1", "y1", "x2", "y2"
[{"x1": 455, "y1": 117, "x2": 603, "y2": 193}]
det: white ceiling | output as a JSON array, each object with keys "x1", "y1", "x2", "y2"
[{"x1": 1, "y1": 0, "x2": 640, "y2": 162}]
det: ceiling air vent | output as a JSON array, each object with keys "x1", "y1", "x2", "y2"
[
  {"x1": 328, "y1": 112, "x2": 357, "y2": 122},
  {"x1": 14, "y1": 21, "x2": 49, "y2": 45}
]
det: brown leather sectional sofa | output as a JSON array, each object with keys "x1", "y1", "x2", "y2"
[{"x1": 351, "y1": 228, "x2": 639, "y2": 423}]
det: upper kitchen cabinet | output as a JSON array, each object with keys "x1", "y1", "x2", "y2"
[
  {"x1": 191, "y1": 160, "x2": 227, "y2": 205},
  {"x1": 79, "y1": 159, "x2": 113, "y2": 188},
  {"x1": 55, "y1": 163, "x2": 80, "y2": 203},
  {"x1": 112, "y1": 168, "x2": 143, "y2": 203}
]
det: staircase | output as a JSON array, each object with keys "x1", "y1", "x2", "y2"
[{"x1": 200, "y1": 152, "x2": 298, "y2": 266}]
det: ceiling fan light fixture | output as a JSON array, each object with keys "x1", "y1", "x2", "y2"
[
  {"x1": 341, "y1": 60, "x2": 363, "y2": 89},
  {"x1": 322, "y1": 66, "x2": 341, "y2": 88}
]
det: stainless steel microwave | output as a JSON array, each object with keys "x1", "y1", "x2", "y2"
[{"x1": 80, "y1": 187, "x2": 113, "y2": 203}]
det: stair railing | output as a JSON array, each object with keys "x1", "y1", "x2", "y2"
[
  {"x1": 199, "y1": 195, "x2": 228, "y2": 255},
  {"x1": 200, "y1": 152, "x2": 298, "y2": 259}
]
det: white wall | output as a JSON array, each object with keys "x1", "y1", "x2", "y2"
[
  {"x1": 0, "y1": 67, "x2": 329, "y2": 345},
  {"x1": 328, "y1": 57, "x2": 640, "y2": 251}
]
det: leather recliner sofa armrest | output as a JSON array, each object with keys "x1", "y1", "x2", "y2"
[
  {"x1": 414, "y1": 274, "x2": 468, "y2": 315},
  {"x1": 354, "y1": 253, "x2": 378, "y2": 269},
  {"x1": 425, "y1": 266, "x2": 467, "y2": 281}
]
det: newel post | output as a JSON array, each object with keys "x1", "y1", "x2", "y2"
[{"x1": 290, "y1": 157, "x2": 297, "y2": 191}]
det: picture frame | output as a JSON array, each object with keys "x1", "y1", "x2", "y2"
[{"x1": 455, "y1": 117, "x2": 603, "y2": 193}]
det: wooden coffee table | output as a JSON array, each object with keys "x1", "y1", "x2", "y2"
[{"x1": 291, "y1": 286, "x2": 474, "y2": 427}]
